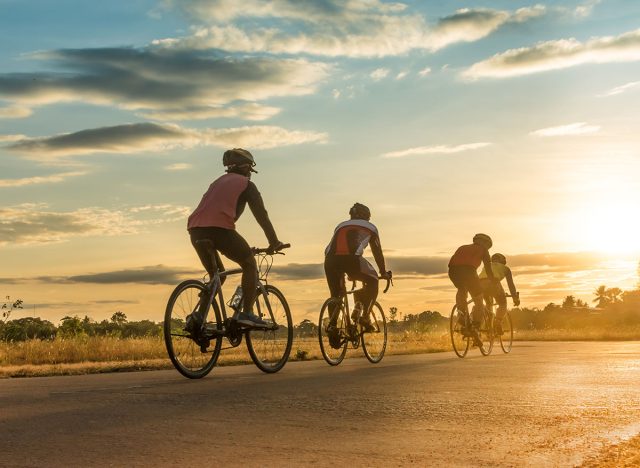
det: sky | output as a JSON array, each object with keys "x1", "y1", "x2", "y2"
[{"x1": 1, "y1": 0, "x2": 640, "y2": 324}]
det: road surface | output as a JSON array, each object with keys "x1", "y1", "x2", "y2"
[{"x1": 1, "y1": 341, "x2": 639, "y2": 467}]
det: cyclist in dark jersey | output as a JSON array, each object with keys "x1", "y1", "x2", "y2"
[
  {"x1": 324, "y1": 203, "x2": 391, "y2": 332},
  {"x1": 479, "y1": 253, "x2": 520, "y2": 333},
  {"x1": 187, "y1": 148, "x2": 286, "y2": 328},
  {"x1": 448, "y1": 233, "x2": 495, "y2": 343}
]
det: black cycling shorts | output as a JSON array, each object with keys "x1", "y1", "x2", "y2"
[
  {"x1": 448, "y1": 265, "x2": 482, "y2": 297},
  {"x1": 189, "y1": 227, "x2": 254, "y2": 276}
]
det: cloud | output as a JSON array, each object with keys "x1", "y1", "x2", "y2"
[
  {"x1": 0, "y1": 105, "x2": 32, "y2": 119},
  {"x1": 381, "y1": 142, "x2": 491, "y2": 158},
  {"x1": 0, "y1": 134, "x2": 27, "y2": 143},
  {"x1": 530, "y1": 122, "x2": 600, "y2": 137},
  {"x1": 4, "y1": 122, "x2": 328, "y2": 159},
  {"x1": 370, "y1": 68, "x2": 390, "y2": 81},
  {"x1": 418, "y1": 67, "x2": 432, "y2": 77},
  {"x1": 599, "y1": 81, "x2": 640, "y2": 97},
  {"x1": 395, "y1": 71, "x2": 409, "y2": 80},
  {"x1": 0, "y1": 48, "x2": 329, "y2": 119},
  {"x1": 139, "y1": 102, "x2": 281, "y2": 121},
  {"x1": 463, "y1": 28, "x2": 640, "y2": 79},
  {"x1": 0, "y1": 203, "x2": 190, "y2": 245},
  {"x1": 154, "y1": 3, "x2": 546, "y2": 58},
  {"x1": 164, "y1": 163, "x2": 192, "y2": 171},
  {"x1": 0, "y1": 171, "x2": 86, "y2": 188},
  {"x1": 66, "y1": 265, "x2": 198, "y2": 285}
]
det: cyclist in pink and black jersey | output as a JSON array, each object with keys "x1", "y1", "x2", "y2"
[
  {"x1": 187, "y1": 148, "x2": 286, "y2": 329},
  {"x1": 324, "y1": 203, "x2": 391, "y2": 331}
]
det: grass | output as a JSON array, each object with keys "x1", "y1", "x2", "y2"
[{"x1": 1, "y1": 327, "x2": 639, "y2": 378}]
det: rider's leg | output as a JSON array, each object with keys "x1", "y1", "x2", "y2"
[
  {"x1": 324, "y1": 255, "x2": 346, "y2": 326},
  {"x1": 448, "y1": 266, "x2": 470, "y2": 314},
  {"x1": 494, "y1": 284, "x2": 507, "y2": 333}
]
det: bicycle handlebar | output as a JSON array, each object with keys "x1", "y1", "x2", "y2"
[
  {"x1": 252, "y1": 243, "x2": 291, "y2": 255},
  {"x1": 349, "y1": 271, "x2": 393, "y2": 294}
]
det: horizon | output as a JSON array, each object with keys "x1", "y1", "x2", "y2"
[{"x1": 2, "y1": 0, "x2": 640, "y2": 323}]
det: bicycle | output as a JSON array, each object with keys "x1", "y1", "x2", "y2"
[
  {"x1": 318, "y1": 274, "x2": 393, "y2": 366},
  {"x1": 164, "y1": 240, "x2": 292, "y2": 378},
  {"x1": 449, "y1": 293, "x2": 515, "y2": 358}
]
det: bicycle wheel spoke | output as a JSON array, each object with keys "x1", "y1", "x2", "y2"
[
  {"x1": 450, "y1": 305, "x2": 471, "y2": 358},
  {"x1": 318, "y1": 299, "x2": 348, "y2": 365},
  {"x1": 362, "y1": 303, "x2": 387, "y2": 363},
  {"x1": 246, "y1": 286, "x2": 293, "y2": 373}
]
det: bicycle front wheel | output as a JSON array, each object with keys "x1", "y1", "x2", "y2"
[
  {"x1": 450, "y1": 305, "x2": 470, "y2": 358},
  {"x1": 246, "y1": 285, "x2": 293, "y2": 373},
  {"x1": 499, "y1": 311, "x2": 513, "y2": 353},
  {"x1": 478, "y1": 310, "x2": 494, "y2": 356},
  {"x1": 318, "y1": 298, "x2": 348, "y2": 366},
  {"x1": 362, "y1": 302, "x2": 387, "y2": 363},
  {"x1": 164, "y1": 280, "x2": 223, "y2": 379}
]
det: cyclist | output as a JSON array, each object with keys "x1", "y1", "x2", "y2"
[
  {"x1": 448, "y1": 233, "x2": 495, "y2": 345},
  {"x1": 187, "y1": 148, "x2": 286, "y2": 329},
  {"x1": 479, "y1": 253, "x2": 520, "y2": 333},
  {"x1": 324, "y1": 203, "x2": 391, "y2": 337}
]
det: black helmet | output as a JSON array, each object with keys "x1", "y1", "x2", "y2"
[
  {"x1": 491, "y1": 253, "x2": 506, "y2": 264},
  {"x1": 349, "y1": 202, "x2": 371, "y2": 220},
  {"x1": 223, "y1": 148, "x2": 256, "y2": 171},
  {"x1": 473, "y1": 233, "x2": 492, "y2": 249}
]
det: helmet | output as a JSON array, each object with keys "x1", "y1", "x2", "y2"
[
  {"x1": 349, "y1": 202, "x2": 371, "y2": 220},
  {"x1": 223, "y1": 148, "x2": 256, "y2": 170},
  {"x1": 473, "y1": 233, "x2": 492, "y2": 249},
  {"x1": 491, "y1": 253, "x2": 506, "y2": 264}
]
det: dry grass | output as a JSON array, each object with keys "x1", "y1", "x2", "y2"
[{"x1": 1, "y1": 327, "x2": 639, "y2": 378}]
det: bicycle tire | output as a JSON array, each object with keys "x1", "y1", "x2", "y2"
[
  {"x1": 164, "y1": 279, "x2": 223, "y2": 379},
  {"x1": 478, "y1": 309, "x2": 494, "y2": 356},
  {"x1": 246, "y1": 285, "x2": 293, "y2": 373},
  {"x1": 499, "y1": 311, "x2": 513, "y2": 354},
  {"x1": 318, "y1": 298, "x2": 348, "y2": 366},
  {"x1": 362, "y1": 302, "x2": 387, "y2": 363},
  {"x1": 450, "y1": 305, "x2": 471, "y2": 358}
]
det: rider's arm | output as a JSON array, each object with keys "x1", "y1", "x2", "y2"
[
  {"x1": 241, "y1": 182, "x2": 279, "y2": 246},
  {"x1": 370, "y1": 235, "x2": 387, "y2": 275},
  {"x1": 482, "y1": 249, "x2": 495, "y2": 281},
  {"x1": 504, "y1": 266, "x2": 519, "y2": 304}
]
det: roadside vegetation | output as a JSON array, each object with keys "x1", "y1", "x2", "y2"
[{"x1": 1, "y1": 284, "x2": 639, "y2": 377}]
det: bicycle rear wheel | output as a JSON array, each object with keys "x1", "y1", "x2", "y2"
[
  {"x1": 164, "y1": 280, "x2": 223, "y2": 379},
  {"x1": 362, "y1": 302, "x2": 387, "y2": 363},
  {"x1": 499, "y1": 311, "x2": 513, "y2": 353},
  {"x1": 450, "y1": 305, "x2": 471, "y2": 358},
  {"x1": 246, "y1": 285, "x2": 293, "y2": 373},
  {"x1": 478, "y1": 310, "x2": 494, "y2": 356},
  {"x1": 318, "y1": 298, "x2": 348, "y2": 366}
]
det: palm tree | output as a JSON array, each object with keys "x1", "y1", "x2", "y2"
[{"x1": 593, "y1": 285, "x2": 609, "y2": 308}]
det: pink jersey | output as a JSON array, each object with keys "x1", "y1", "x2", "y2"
[{"x1": 187, "y1": 173, "x2": 249, "y2": 230}]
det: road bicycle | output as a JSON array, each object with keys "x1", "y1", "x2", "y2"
[
  {"x1": 318, "y1": 274, "x2": 392, "y2": 366},
  {"x1": 449, "y1": 294, "x2": 515, "y2": 358},
  {"x1": 164, "y1": 240, "x2": 292, "y2": 378}
]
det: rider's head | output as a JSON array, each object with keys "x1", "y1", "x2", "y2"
[
  {"x1": 349, "y1": 202, "x2": 371, "y2": 221},
  {"x1": 223, "y1": 148, "x2": 257, "y2": 177},
  {"x1": 491, "y1": 253, "x2": 506, "y2": 264},
  {"x1": 472, "y1": 233, "x2": 493, "y2": 250}
]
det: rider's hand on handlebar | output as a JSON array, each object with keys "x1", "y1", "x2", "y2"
[
  {"x1": 513, "y1": 292, "x2": 521, "y2": 307},
  {"x1": 380, "y1": 270, "x2": 392, "y2": 280},
  {"x1": 268, "y1": 240, "x2": 287, "y2": 254}
]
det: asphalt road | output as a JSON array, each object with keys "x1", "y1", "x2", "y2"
[{"x1": 1, "y1": 341, "x2": 639, "y2": 467}]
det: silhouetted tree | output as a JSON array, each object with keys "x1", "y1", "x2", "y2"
[
  {"x1": 111, "y1": 311, "x2": 127, "y2": 325},
  {"x1": 1, "y1": 296, "x2": 23, "y2": 323},
  {"x1": 389, "y1": 307, "x2": 398, "y2": 323},
  {"x1": 593, "y1": 285, "x2": 609, "y2": 308},
  {"x1": 562, "y1": 295, "x2": 576, "y2": 309}
]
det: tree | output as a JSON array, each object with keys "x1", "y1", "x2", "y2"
[
  {"x1": 295, "y1": 319, "x2": 317, "y2": 337},
  {"x1": 593, "y1": 285, "x2": 609, "y2": 308},
  {"x1": 562, "y1": 295, "x2": 576, "y2": 309},
  {"x1": 59, "y1": 316, "x2": 84, "y2": 338},
  {"x1": 389, "y1": 307, "x2": 398, "y2": 323},
  {"x1": 1, "y1": 296, "x2": 23, "y2": 323},
  {"x1": 111, "y1": 311, "x2": 128, "y2": 326}
]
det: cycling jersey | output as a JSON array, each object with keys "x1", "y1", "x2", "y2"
[
  {"x1": 325, "y1": 220, "x2": 379, "y2": 256},
  {"x1": 187, "y1": 172, "x2": 277, "y2": 245},
  {"x1": 448, "y1": 243, "x2": 485, "y2": 268},
  {"x1": 479, "y1": 262, "x2": 508, "y2": 281}
]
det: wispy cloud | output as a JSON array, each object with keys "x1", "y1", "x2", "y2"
[
  {"x1": 370, "y1": 68, "x2": 390, "y2": 81},
  {"x1": 0, "y1": 203, "x2": 190, "y2": 245},
  {"x1": 418, "y1": 67, "x2": 432, "y2": 77},
  {"x1": 463, "y1": 28, "x2": 640, "y2": 79},
  {"x1": 154, "y1": 3, "x2": 547, "y2": 58},
  {"x1": 4, "y1": 122, "x2": 328, "y2": 159},
  {"x1": 164, "y1": 163, "x2": 192, "y2": 171},
  {"x1": 0, "y1": 105, "x2": 32, "y2": 119},
  {"x1": 0, "y1": 171, "x2": 86, "y2": 188},
  {"x1": 599, "y1": 81, "x2": 640, "y2": 97},
  {"x1": 381, "y1": 142, "x2": 491, "y2": 159},
  {"x1": 530, "y1": 122, "x2": 600, "y2": 137},
  {"x1": 0, "y1": 134, "x2": 26, "y2": 143},
  {"x1": 0, "y1": 48, "x2": 329, "y2": 120}
]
